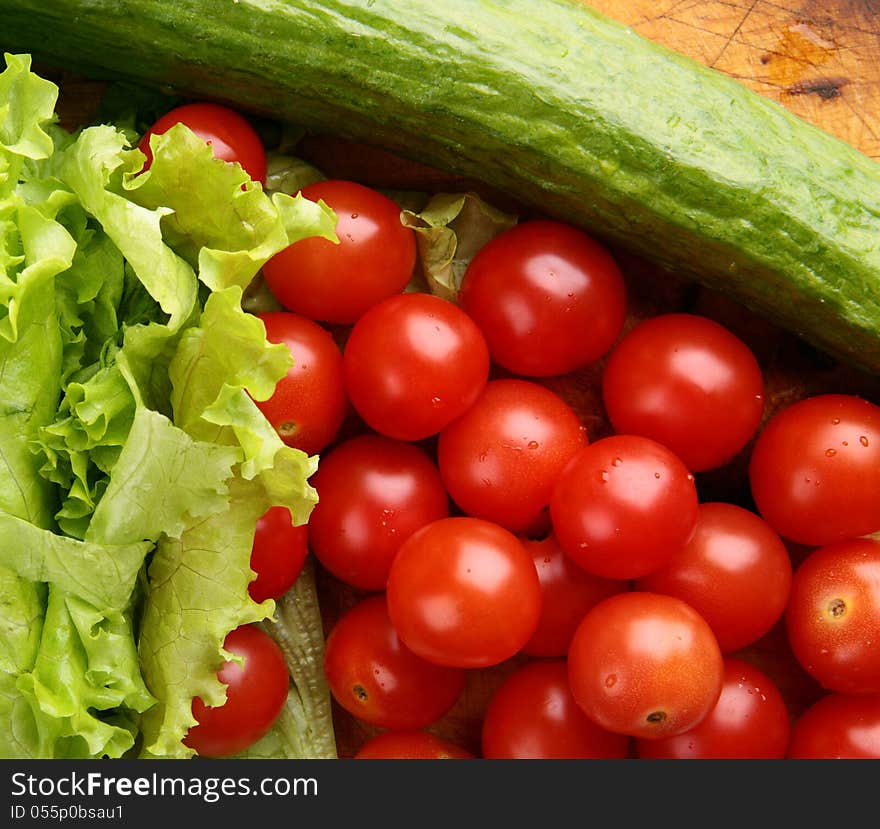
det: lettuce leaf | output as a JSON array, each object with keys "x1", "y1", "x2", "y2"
[{"x1": 0, "y1": 53, "x2": 337, "y2": 759}]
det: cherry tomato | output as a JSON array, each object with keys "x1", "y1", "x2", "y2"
[
  {"x1": 785, "y1": 537, "x2": 880, "y2": 695},
  {"x1": 748, "y1": 393, "x2": 880, "y2": 546},
  {"x1": 354, "y1": 731, "x2": 473, "y2": 759},
  {"x1": 437, "y1": 379, "x2": 587, "y2": 534},
  {"x1": 308, "y1": 434, "x2": 449, "y2": 591},
  {"x1": 262, "y1": 179, "x2": 416, "y2": 324},
  {"x1": 549, "y1": 434, "x2": 699, "y2": 580},
  {"x1": 787, "y1": 693, "x2": 880, "y2": 758},
  {"x1": 247, "y1": 506, "x2": 309, "y2": 603},
  {"x1": 568, "y1": 591, "x2": 724, "y2": 740},
  {"x1": 521, "y1": 533, "x2": 628, "y2": 658},
  {"x1": 183, "y1": 624, "x2": 288, "y2": 757},
  {"x1": 323, "y1": 595, "x2": 466, "y2": 731},
  {"x1": 138, "y1": 102, "x2": 267, "y2": 184},
  {"x1": 459, "y1": 219, "x2": 627, "y2": 376},
  {"x1": 253, "y1": 311, "x2": 347, "y2": 456},
  {"x1": 601, "y1": 313, "x2": 765, "y2": 472},
  {"x1": 636, "y1": 657, "x2": 791, "y2": 759},
  {"x1": 343, "y1": 293, "x2": 490, "y2": 441},
  {"x1": 636, "y1": 502, "x2": 792, "y2": 653},
  {"x1": 482, "y1": 659, "x2": 631, "y2": 759},
  {"x1": 386, "y1": 517, "x2": 542, "y2": 669}
]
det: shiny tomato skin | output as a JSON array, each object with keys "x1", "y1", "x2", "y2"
[
  {"x1": 323, "y1": 595, "x2": 466, "y2": 731},
  {"x1": 785, "y1": 538, "x2": 880, "y2": 695},
  {"x1": 482, "y1": 659, "x2": 631, "y2": 759},
  {"x1": 343, "y1": 293, "x2": 490, "y2": 441},
  {"x1": 386, "y1": 517, "x2": 542, "y2": 669},
  {"x1": 748, "y1": 394, "x2": 880, "y2": 546},
  {"x1": 354, "y1": 731, "x2": 474, "y2": 759},
  {"x1": 308, "y1": 434, "x2": 449, "y2": 590},
  {"x1": 549, "y1": 434, "x2": 699, "y2": 580},
  {"x1": 254, "y1": 311, "x2": 347, "y2": 456},
  {"x1": 183, "y1": 625, "x2": 289, "y2": 758},
  {"x1": 459, "y1": 220, "x2": 627, "y2": 377},
  {"x1": 636, "y1": 657, "x2": 791, "y2": 759},
  {"x1": 787, "y1": 693, "x2": 880, "y2": 758},
  {"x1": 262, "y1": 179, "x2": 416, "y2": 324},
  {"x1": 247, "y1": 506, "x2": 309, "y2": 603},
  {"x1": 636, "y1": 502, "x2": 792, "y2": 653},
  {"x1": 601, "y1": 313, "x2": 765, "y2": 472},
  {"x1": 138, "y1": 102, "x2": 267, "y2": 184},
  {"x1": 437, "y1": 379, "x2": 588, "y2": 533},
  {"x1": 521, "y1": 533, "x2": 628, "y2": 658},
  {"x1": 568, "y1": 591, "x2": 724, "y2": 740}
]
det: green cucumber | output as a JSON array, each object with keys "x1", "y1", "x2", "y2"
[{"x1": 3, "y1": 0, "x2": 880, "y2": 371}]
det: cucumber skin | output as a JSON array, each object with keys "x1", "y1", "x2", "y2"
[{"x1": 4, "y1": 0, "x2": 880, "y2": 371}]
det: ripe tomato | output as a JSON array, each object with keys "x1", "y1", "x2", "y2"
[
  {"x1": 635, "y1": 657, "x2": 791, "y2": 759},
  {"x1": 308, "y1": 434, "x2": 449, "y2": 591},
  {"x1": 521, "y1": 533, "x2": 628, "y2": 658},
  {"x1": 459, "y1": 219, "x2": 627, "y2": 376},
  {"x1": 261, "y1": 179, "x2": 416, "y2": 324},
  {"x1": 247, "y1": 506, "x2": 309, "y2": 603},
  {"x1": 549, "y1": 434, "x2": 699, "y2": 580},
  {"x1": 253, "y1": 311, "x2": 347, "y2": 456},
  {"x1": 785, "y1": 537, "x2": 880, "y2": 694},
  {"x1": 748, "y1": 393, "x2": 880, "y2": 546},
  {"x1": 386, "y1": 517, "x2": 542, "y2": 669},
  {"x1": 437, "y1": 379, "x2": 588, "y2": 534},
  {"x1": 787, "y1": 693, "x2": 880, "y2": 758},
  {"x1": 568, "y1": 591, "x2": 724, "y2": 740},
  {"x1": 183, "y1": 624, "x2": 288, "y2": 757},
  {"x1": 138, "y1": 102, "x2": 267, "y2": 184},
  {"x1": 636, "y1": 502, "x2": 792, "y2": 653},
  {"x1": 342, "y1": 293, "x2": 490, "y2": 441},
  {"x1": 481, "y1": 659, "x2": 631, "y2": 759},
  {"x1": 354, "y1": 731, "x2": 474, "y2": 759},
  {"x1": 323, "y1": 595, "x2": 466, "y2": 731},
  {"x1": 601, "y1": 313, "x2": 765, "y2": 472}
]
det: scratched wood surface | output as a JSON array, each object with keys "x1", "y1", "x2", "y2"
[{"x1": 28, "y1": 0, "x2": 879, "y2": 758}]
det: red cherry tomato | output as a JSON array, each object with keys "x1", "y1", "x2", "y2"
[
  {"x1": 138, "y1": 102, "x2": 267, "y2": 184},
  {"x1": 786, "y1": 537, "x2": 880, "y2": 695},
  {"x1": 748, "y1": 393, "x2": 880, "y2": 546},
  {"x1": 342, "y1": 293, "x2": 490, "y2": 441},
  {"x1": 323, "y1": 595, "x2": 466, "y2": 731},
  {"x1": 247, "y1": 506, "x2": 309, "y2": 603},
  {"x1": 482, "y1": 659, "x2": 631, "y2": 759},
  {"x1": 459, "y1": 219, "x2": 627, "y2": 376},
  {"x1": 788, "y1": 693, "x2": 880, "y2": 758},
  {"x1": 568, "y1": 591, "x2": 724, "y2": 740},
  {"x1": 636, "y1": 657, "x2": 791, "y2": 759},
  {"x1": 601, "y1": 313, "x2": 765, "y2": 472},
  {"x1": 308, "y1": 434, "x2": 449, "y2": 591},
  {"x1": 549, "y1": 434, "x2": 699, "y2": 580},
  {"x1": 354, "y1": 731, "x2": 474, "y2": 759},
  {"x1": 636, "y1": 502, "x2": 792, "y2": 653},
  {"x1": 386, "y1": 517, "x2": 542, "y2": 669},
  {"x1": 183, "y1": 624, "x2": 288, "y2": 757},
  {"x1": 253, "y1": 311, "x2": 347, "y2": 456},
  {"x1": 437, "y1": 379, "x2": 587, "y2": 534},
  {"x1": 521, "y1": 533, "x2": 628, "y2": 658},
  {"x1": 262, "y1": 179, "x2": 416, "y2": 324}
]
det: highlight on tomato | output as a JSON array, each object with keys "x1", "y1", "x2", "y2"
[
  {"x1": 138, "y1": 101, "x2": 268, "y2": 184},
  {"x1": 787, "y1": 693, "x2": 880, "y2": 759}
]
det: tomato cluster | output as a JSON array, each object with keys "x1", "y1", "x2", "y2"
[{"x1": 152, "y1": 102, "x2": 880, "y2": 760}]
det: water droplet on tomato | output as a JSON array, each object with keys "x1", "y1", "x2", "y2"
[
  {"x1": 860, "y1": 435, "x2": 870, "y2": 447},
  {"x1": 597, "y1": 470, "x2": 610, "y2": 483},
  {"x1": 612, "y1": 457, "x2": 623, "y2": 467},
  {"x1": 350, "y1": 212, "x2": 359, "y2": 219},
  {"x1": 527, "y1": 440, "x2": 539, "y2": 449},
  {"x1": 825, "y1": 448, "x2": 837, "y2": 457},
  {"x1": 832, "y1": 417, "x2": 841, "y2": 425},
  {"x1": 605, "y1": 674, "x2": 617, "y2": 688}
]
